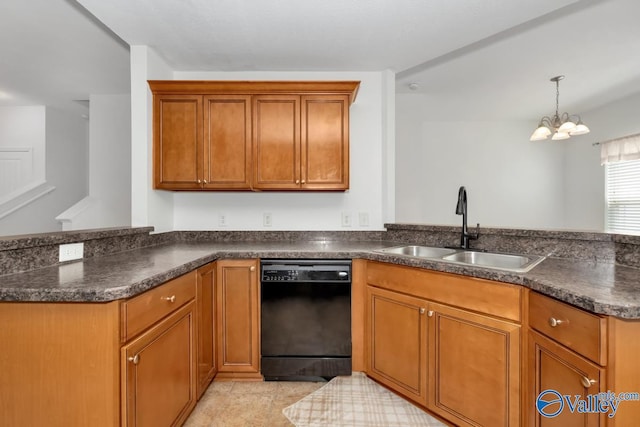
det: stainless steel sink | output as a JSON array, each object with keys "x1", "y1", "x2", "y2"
[
  {"x1": 441, "y1": 251, "x2": 545, "y2": 272},
  {"x1": 374, "y1": 245, "x2": 545, "y2": 273},
  {"x1": 377, "y1": 245, "x2": 457, "y2": 258}
]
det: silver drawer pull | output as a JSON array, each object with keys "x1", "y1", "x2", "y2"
[
  {"x1": 548, "y1": 317, "x2": 564, "y2": 327},
  {"x1": 581, "y1": 376, "x2": 596, "y2": 388},
  {"x1": 162, "y1": 295, "x2": 176, "y2": 303}
]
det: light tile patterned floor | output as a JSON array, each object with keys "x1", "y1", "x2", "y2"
[{"x1": 184, "y1": 380, "x2": 325, "y2": 427}]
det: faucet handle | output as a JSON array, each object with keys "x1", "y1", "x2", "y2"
[{"x1": 472, "y1": 223, "x2": 480, "y2": 240}]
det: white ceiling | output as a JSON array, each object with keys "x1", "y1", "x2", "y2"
[
  {"x1": 0, "y1": 0, "x2": 130, "y2": 116},
  {"x1": 2, "y1": 0, "x2": 640, "y2": 121}
]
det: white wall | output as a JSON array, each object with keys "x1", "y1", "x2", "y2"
[
  {"x1": 129, "y1": 50, "x2": 393, "y2": 231},
  {"x1": 0, "y1": 107, "x2": 88, "y2": 236},
  {"x1": 89, "y1": 94, "x2": 131, "y2": 226},
  {"x1": 0, "y1": 106, "x2": 46, "y2": 188},
  {"x1": 396, "y1": 91, "x2": 640, "y2": 232},
  {"x1": 562, "y1": 91, "x2": 640, "y2": 231},
  {"x1": 396, "y1": 93, "x2": 566, "y2": 229},
  {"x1": 58, "y1": 94, "x2": 132, "y2": 230},
  {"x1": 130, "y1": 46, "x2": 174, "y2": 232}
]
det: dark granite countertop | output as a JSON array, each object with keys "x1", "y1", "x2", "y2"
[{"x1": 1, "y1": 240, "x2": 639, "y2": 319}]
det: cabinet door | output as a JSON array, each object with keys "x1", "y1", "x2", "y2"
[
  {"x1": 153, "y1": 94, "x2": 203, "y2": 189},
  {"x1": 366, "y1": 286, "x2": 428, "y2": 406},
  {"x1": 203, "y1": 95, "x2": 252, "y2": 189},
  {"x1": 216, "y1": 259, "x2": 261, "y2": 378},
  {"x1": 122, "y1": 302, "x2": 196, "y2": 427},
  {"x1": 529, "y1": 330, "x2": 604, "y2": 427},
  {"x1": 428, "y1": 302, "x2": 520, "y2": 427},
  {"x1": 252, "y1": 95, "x2": 300, "y2": 189},
  {"x1": 301, "y1": 95, "x2": 349, "y2": 190},
  {"x1": 196, "y1": 262, "x2": 217, "y2": 398}
]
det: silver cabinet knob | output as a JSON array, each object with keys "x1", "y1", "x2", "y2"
[
  {"x1": 548, "y1": 317, "x2": 564, "y2": 327},
  {"x1": 162, "y1": 295, "x2": 176, "y2": 303},
  {"x1": 581, "y1": 376, "x2": 596, "y2": 388},
  {"x1": 128, "y1": 354, "x2": 139, "y2": 365},
  {"x1": 419, "y1": 308, "x2": 425, "y2": 314},
  {"x1": 427, "y1": 310, "x2": 434, "y2": 317},
  {"x1": 250, "y1": 266, "x2": 256, "y2": 272}
]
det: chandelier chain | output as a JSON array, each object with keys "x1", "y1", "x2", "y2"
[{"x1": 555, "y1": 79, "x2": 560, "y2": 118}]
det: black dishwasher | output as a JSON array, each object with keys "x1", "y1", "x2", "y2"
[{"x1": 260, "y1": 259, "x2": 352, "y2": 381}]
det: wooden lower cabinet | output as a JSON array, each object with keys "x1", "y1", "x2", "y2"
[
  {"x1": 122, "y1": 302, "x2": 197, "y2": 427},
  {"x1": 529, "y1": 330, "x2": 604, "y2": 427},
  {"x1": 428, "y1": 302, "x2": 521, "y2": 427},
  {"x1": 215, "y1": 259, "x2": 261, "y2": 379},
  {"x1": 366, "y1": 285, "x2": 428, "y2": 406},
  {"x1": 0, "y1": 301, "x2": 121, "y2": 427},
  {"x1": 364, "y1": 261, "x2": 523, "y2": 427},
  {"x1": 196, "y1": 262, "x2": 217, "y2": 397},
  {"x1": 0, "y1": 271, "x2": 199, "y2": 427}
]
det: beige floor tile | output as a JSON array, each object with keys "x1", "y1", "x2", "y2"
[{"x1": 184, "y1": 380, "x2": 323, "y2": 426}]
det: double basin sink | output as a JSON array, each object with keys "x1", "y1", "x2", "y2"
[{"x1": 375, "y1": 245, "x2": 545, "y2": 273}]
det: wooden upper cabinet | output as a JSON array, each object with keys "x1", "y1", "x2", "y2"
[
  {"x1": 253, "y1": 95, "x2": 300, "y2": 189},
  {"x1": 301, "y1": 95, "x2": 349, "y2": 190},
  {"x1": 154, "y1": 95, "x2": 203, "y2": 189},
  {"x1": 203, "y1": 95, "x2": 252, "y2": 189},
  {"x1": 149, "y1": 80, "x2": 359, "y2": 191}
]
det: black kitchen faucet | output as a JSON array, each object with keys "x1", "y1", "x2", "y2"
[{"x1": 455, "y1": 186, "x2": 480, "y2": 249}]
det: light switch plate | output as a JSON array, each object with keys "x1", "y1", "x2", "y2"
[
  {"x1": 263, "y1": 212, "x2": 272, "y2": 227},
  {"x1": 341, "y1": 212, "x2": 352, "y2": 227}
]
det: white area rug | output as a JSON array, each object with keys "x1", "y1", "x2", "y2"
[{"x1": 282, "y1": 372, "x2": 447, "y2": 427}]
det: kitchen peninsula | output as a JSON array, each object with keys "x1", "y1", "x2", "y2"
[{"x1": 1, "y1": 225, "x2": 639, "y2": 426}]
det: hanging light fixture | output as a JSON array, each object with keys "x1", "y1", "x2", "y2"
[{"x1": 530, "y1": 75, "x2": 590, "y2": 141}]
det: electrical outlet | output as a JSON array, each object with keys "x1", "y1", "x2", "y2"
[
  {"x1": 263, "y1": 212, "x2": 272, "y2": 227},
  {"x1": 341, "y1": 212, "x2": 352, "y2": 227},
  {"x1": 218, "y1": 214, "x2": 227, "y2": 227},
  {"x1": 358, "y1": 212, "x2": 370, "y2": 227},
  {"x1": 59, "y1": 242, "x2": 84, "y2": 262}
]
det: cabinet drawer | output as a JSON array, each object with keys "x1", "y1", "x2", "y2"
[
  {"x1": 122, "y1": 271, "x2": 197, "y2": 342},
  {"x1": 529, "y1": 291, "x2": 607, "y2": 365}
]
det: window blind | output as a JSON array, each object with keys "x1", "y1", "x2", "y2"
[{"x1": 605, "y1": 159, "x2": 640, "y2": 233}]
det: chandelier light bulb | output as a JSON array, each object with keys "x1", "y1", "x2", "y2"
[
  {"x1": 570, "y1": 122, "x2": 590, "y2": 135},
  {"x1": 552, "y1": 131, "x2": 570, "y2": 140},
  {"x1": 558, "y1": 121, "x2": 577, "y2": 133}
]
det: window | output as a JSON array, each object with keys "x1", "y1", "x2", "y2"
[{"x1": 605, "y1": 159, "x2": 640, "y2": 233}]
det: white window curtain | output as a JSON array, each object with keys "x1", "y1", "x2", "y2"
[{"x1": 600, "y1": 133, "x2": 640, "y2": 165}]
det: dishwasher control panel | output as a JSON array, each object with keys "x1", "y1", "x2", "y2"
[{"x1": 260, "y1": 259, "x2": 351, "y2": 283}]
